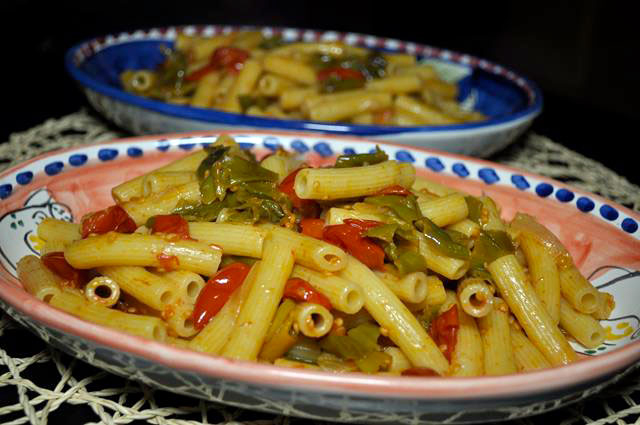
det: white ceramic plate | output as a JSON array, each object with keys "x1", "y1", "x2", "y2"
[{"x1": 1, "y1": 131, "x2": 639, "y2": 424}]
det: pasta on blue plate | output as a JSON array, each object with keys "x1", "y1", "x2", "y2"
[{"x1": 119, "y1": 30, "x2": 485, "y2": 126}]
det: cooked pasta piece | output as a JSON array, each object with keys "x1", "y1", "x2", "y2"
[
  {"x1": 559, "y1": 298, "x2": 606, "y2": 348},
  {"x1": 37, "y1": 218, "x2": 81, "y2": 243},
  {"x1": 221, "y1": 233, "x2": 296, "y2": 361},
  {"x1": 294, "y1": 302, "x2": 334, "y2": 338},
  {"x1": 84, "y1": 276, "x2": 120, "y2": 307},
  {"x1": 49, "y1": 291, "x2": 167, "y2": 341},
  {"x1": 17, "y1": 255, "x2": 63, "y2": 302},
  {"x1": 488, "y1": 254, "x2": 577, "y2": 366},
  {"x1": 518, "y1": 233, "x2": 561, "y2": 324},
  {"x1": 290, "y1": 265, "x2": 364, "y2": 314},
  {"x1": 456, "y1": 278, "x2": 494, "y2": 318},
  {"x1": 559, "y1": 265, "x2": 599, "y2": 314},
  {"x1": 477, "y1": 298, "x2": 516, "y2": 375},
  {"x1": 66, "y1": 233, "x2": 222, "y2": 276},
  {"x1": 339, "y1": 256, "x2": 449, "y2": 375},
  {"x1": 294, "y1": 160, "x2": 414, "y2": 200}
]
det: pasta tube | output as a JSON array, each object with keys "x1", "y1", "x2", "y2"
[
  {"x1": 66, "y1": 233, "x2": 222, "y2": 277},
  {"x1": 294, "y1": 161, "x2": 415, "y2": 200},
  {"x1": 339, "y1": 256, "x2": 449, "y2": 375},
  {"x1": 17, "y1": 255, "x2": 63, "y2": 302},
  {"x1": 488, "y1": 254, "x2": 576, "y2": 366}
]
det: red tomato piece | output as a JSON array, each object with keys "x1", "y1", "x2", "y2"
[
  {"x1": 192, "y1": 262, "x2": 251, "y2": 330},
  {"x1": 317, "y1": 67, "x2": 365, "y2": 82},
  {"x1": 186, "y1": 46, "x2": 250, "y2": 81},
  {"x1": 156, "y1": 253, "x2": 180, "y2": 271},
  {"x1": 283, "y1": 278, "x2": 332, "y2": 310},
  {"x1": 322, "y1": 220, "x2": 385, "y2": 270},
  {"x1": 374, "y1": 185, "x2": 412, "y2": 196},
  {"x1": 430, "y1": 305, "x2": 459, "y2": 362},
  {"x1": 81, "y1": 205, "x2": 137, "y2": 238},
  {"x1": 150, "y1": 214, "x2": 190, "y2": 239},
  {"x1": 278, "y1": 168, "x2": 319, "y2": 217},
  {"x1": 41, "y1": 251, "x2": 86, "y2": 288},
  {"x1": 299, "y1": 218, "x2": 325, "y2": 240}
]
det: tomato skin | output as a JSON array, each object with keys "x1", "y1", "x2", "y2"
[
  {"x1": 322, "y1": 219, "x2": 385, "y2": 270},
  {"x1": 430, "y1": 304, "x2": 459, "y2": 362},
  {"x1": 283, "y1": 278, "x2": 332, "y2": 310},
  {"x1": 192, "y1": 263, "x2": 251, "y2": 330},
  {"x1": 186, "y1": 46, "x2": 250, "y2": 81},
  {"x1": 374, "y1": 185, "x2": 411, "y2": 196},
  {"x1": 41, "y1": 251, "x2": 86, "y2": 287},
  {"x1": 150, "y1": 214, "x2": 190, "y2": 239},
  {"x1": 81, "y1": 205, "x2": 137, "y2": 238},
  {"x1": 156, "y1": 253, "x2": 180, "y2": 271},
  {"x1": 317, "y1": 67, "x2": 365, "y2": 81},
  {"x1": 278, "y1": 168, "x2": 319, "y2": 217},
  {"x1": 299, "y1": 218, "x2": 325, "y2": 240}
]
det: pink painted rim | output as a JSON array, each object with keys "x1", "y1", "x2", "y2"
[{"x1": 1, "y1": 129, "x2": 639, "y2": 401}]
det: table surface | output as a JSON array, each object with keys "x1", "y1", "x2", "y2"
[{"x1": 1, "y1": 110, "x2": 639, "y2": 425}]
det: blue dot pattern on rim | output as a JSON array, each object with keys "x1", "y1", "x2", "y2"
[
  {"x1": 452, "y1": 163, "x2": 469, "y2": 177},
  {"x1": 511, "y1": 175, "x2": 529, "y2": 190},
  {"x1": 98, "y1": 149, "x2": 118, "y2": 161},
  {"x1": 343, "y1": 147, "x2": 356, "y2": 155},
  {"x1": 291, "y1": 140, "x2": 309, "y2": 153},
  {"x1": 425, "y1": 157, "x2": 445, "y2": 172},
  {"x1": 157, "y1": 141, "x2": 171, "y2": 151},
  {"x1": 576, "y1": 197, "x2": 595, "y2": 212},
  {"x1": 621, "y1": 218, "x2": 638, "y2": 233},
  {"x1": 313, "y1": 142, "x2": 333, "y2": 157},
  {"x1": 395, "y1": 150, "x2": 415, "y2": 163},
  {"x1": 478, "y1": 168, "x2": 499, "y2": 184},
  {"x1": 127, "y1": 147, "x2": 143, "y2": 157},
  {"x1": 263, "y1": 137, "x2": 281, "y2": 151},
  {"x1": 16, "y1": 171, "x2": 33, "y2": 185},
  {"x1": 600, "y1": 205, "x2": 619, "y2": 221},
  {"x1": 0, "y1": 184, "x2": 11, "y2": 199},
  {"x1": 69, "y1": 154, "x2": 88, "y2": 166},
  {"x1": 179, "y1": 143, "x2": 196, "y2": 151},
  {"x1": 555, "y1": 188, "x2": 575, "y2": 203},
  {"x1": 44, "y1": 162, "x2": 64, "y2": 176},
  {"x1": 238, "y1": 142, "x2": 255, "y2": 150},
  {"x1": 536, "y1": 183, "x2": 553, "y2": 197}
]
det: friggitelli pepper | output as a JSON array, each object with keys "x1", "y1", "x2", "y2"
[{"x1": 192, "y1": 262, "x2": 251, "y2": 330}]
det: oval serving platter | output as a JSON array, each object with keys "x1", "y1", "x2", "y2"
[
  {"x1": 1, "y1": 131, "x2": 639, "y2": 425},
  {"x1": 65, "y1": 25, "x2": 542, "y2": 157}
]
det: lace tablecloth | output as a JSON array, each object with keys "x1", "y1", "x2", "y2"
[{"x1": 1, "y1": 110, "x2": 639, "y2": 425}]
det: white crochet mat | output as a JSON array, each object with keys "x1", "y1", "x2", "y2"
[{"x1": 1, "y1": 110, "x2": 639, "y2": 425}]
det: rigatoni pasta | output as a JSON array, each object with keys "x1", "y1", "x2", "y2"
[{"x1": 17, "y1": 136, "x2": 614, "y2": 377}]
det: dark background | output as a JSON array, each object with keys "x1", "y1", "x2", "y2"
[{"x1": 1, "y1": 1, "x2": 638, "y2": 184}]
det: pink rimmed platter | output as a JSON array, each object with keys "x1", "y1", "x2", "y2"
[{"x1": 0, "y1": 130, "x2": 639, "y2": 424}]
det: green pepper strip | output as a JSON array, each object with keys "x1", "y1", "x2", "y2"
[
  {"x1": 395, "y1": 249, "x2": 427, "y2": 274},
  {"x1": 334, "y1": 146, "x2": 388, "y2": 168},
  {"x1": 465, "y1": 196, "x2": 484, "y2": 224},
  {"x1": 468, "y1": 230, "x2": 515, "y2": 278},
  {"x1": 415, "y1": 217, "x2": 470, "y2": 260},
  {"x1": 364, "y1": 195, "x2": 422, "y2": 223}
]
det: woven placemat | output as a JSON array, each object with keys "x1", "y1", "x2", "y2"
[{"x1": 1, "y1": 109, "x2": 639, "y2": 425}]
